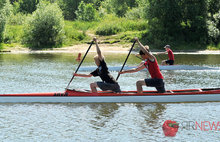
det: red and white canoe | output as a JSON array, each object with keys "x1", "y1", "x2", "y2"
[{"x1": 1, "y1": 88, "x2": 220, "y2": 103}]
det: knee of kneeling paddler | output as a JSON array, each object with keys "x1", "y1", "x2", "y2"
[
  {"x1": 136, "y1": 81, "x2": 143, "y2": 87},
  {"x1": 90, "y1": 83, "x2": 95, "y2": 88}
]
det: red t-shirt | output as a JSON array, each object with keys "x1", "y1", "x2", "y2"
[
  {"x1": 167, "y1": 49, "x2": 174, "y2": 61},
  {"x1": 144, "y1": 58, "x2": 163, "y2": 79}
]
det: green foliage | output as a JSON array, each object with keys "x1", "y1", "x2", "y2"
[
  {"x1": 75, "y1": 1, "x2": 97, "y2": 21},
  {"x1": 71, "y1": 20, "x2": 98, "y2": 31},
  {"x1": 125, "y1": 7, "x2": 142, "y2": 20},
  {"x1": 207, "y1": 0, "x2": 220, "y2": 20},
  {"x1": 121, "y1": 19, "x2": 148, "y2": 31},
  {"x1": 64, "y1": 21, "x2": 87, "y2": 45},
  {"x1": 207, "y1": 43, "x2": 220, "y2": 50},
  {"x1": 4, "y1": 25, "x2": 23, "y2": 43},
  {"x1": 95, "y1": 15, "x2": 147, "y2": 35},
  {"x1": 16, "y1": 0, "x2": 39, "y2": 14},
  {"x1": 22, "y1": 1, "x2": 65, "y2": 47},
  {"x1": 207, "y1": 11, "x2": 220, "y2": 45},
  {"x1": 0, "y1": 14, "x2": 6, "y2": 42},
  {"x1": 125, "y1": 0, "x2": 148, "y2": 20},
  {"x1": 95, "y1": 15, "x2": 122, "y2": 35},
  {"x1": 1, "y1": 0, "x2": 220, "y2": 49},
  {"x1": 0, "y1": 0, "x2": 6, "y2": 9},
  {"x1": 1, "y1": 0, "x2": 13, "y2": 17},
  {"x1": 8, "y1": 12, "x2": 27, "y2": 25},
  {"x1": 101, "y1": 0, "x2": 137, "y2": 17},
  {"x1": 96, "y1": 22, "x2": 123, "y2": 35},
  {"x1": 58, "y1": 0, "x2": 99, "y2": 20},
  {"x1": 144, "y1": 0, "x2": 208, "y2": 48},
  {"x1": 0, "y1": 43, "x2": 3, "y2": 50},
  {"x1": 0, "y1": 0, "x2": 13, "y2": 42}
]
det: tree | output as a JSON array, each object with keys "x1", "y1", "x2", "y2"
[
  {"x1": 75, "y1": 1, "x2": 96, "y2": 21},
  {"x1": 16, "y1": 0, "x2": 39, "y2": 14},
  {"x1": 23, "y1": 1, "x2": 65, "y2": 47},
  {"x1": 0, "y1": 0, "x2": 12, "y2": 42},
  {"x1": 145, "y1": 0, "x2": 207, "y2": 47},
  {"x1": 101, "y1": 0, "x2": 136, "y2": 17},
  {"x1": 145, "y1": 0, "x2": 183, "y2": 44}
]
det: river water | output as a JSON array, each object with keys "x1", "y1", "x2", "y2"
[{"x1": 0, "y1": 52, "x2": 220, "y2": 141}]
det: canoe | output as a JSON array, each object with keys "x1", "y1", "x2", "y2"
[
  {"x1": 78, "y1": 65, "x2": 219, "y2": 71},
  {"x1": 1, "y1": 88, "x2": 220, "y2": 103}
]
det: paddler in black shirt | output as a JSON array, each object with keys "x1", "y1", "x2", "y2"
[{"x1": 74, "y1": 37, "x2": 121, "y2": 93}]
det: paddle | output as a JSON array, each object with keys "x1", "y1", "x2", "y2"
[
  {"x1": 135, "y1": 55, "x2": 143, "y2": 60},
  {"x1": 157, "y1": 54, "x2": 164, "y2": 60},
  {"x1": 116, "y1": 40, "x2": 136, "y2": 80},
  {"x1": 65, "y1": 41, "x2": 94, "y2": 90}
]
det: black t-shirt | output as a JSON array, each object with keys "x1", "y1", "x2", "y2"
[{"x1": 90, "y1": 59, "x2": 118, "y2": 84}]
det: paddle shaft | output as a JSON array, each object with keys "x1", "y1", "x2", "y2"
[
  {"x1": 65, "y1": 41, "x2": 94, "y2": 90},
  {"x1": 135, "y1": 55, "x2": 143, "y2": 60},
  {"x1": 157, "y1": 54, "x2": 164, "y2": 60},
  {"x1": 116, "y1": 40, "x2": 136, "y2": 80}
]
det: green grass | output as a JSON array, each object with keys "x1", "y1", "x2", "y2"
[
  {"x1": 1, "y1": 17, "x2": 219, "y2": 51},
  {"x1": 0, "y1": 43, "x2": 3, "y2": 50},
  {"x1": 207, "y1": 43, "x2": 220, "y2": 50}
]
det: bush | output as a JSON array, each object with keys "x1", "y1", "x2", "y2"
[
  {"x1": 0, "y1": 14, "x2": 6, "y2": 42},
  {"x1": 207, "y1": 11, "x2": 220, "y2": 45},
  {"x1": 95, "y1": 15, "x2": 147, "y2": 35},
  {"x1": 64, "y1": 25, "x2": 86, "y2": 41},
  {"x1": 75, "y1": 1, "x2": 97, "y2": 21},
  {"x1": 0, "y1": 0, "x2": 12, "y2": 42},
  {"x1": 8, "y1": 13, "x2": 27, "y2": 25},
  {"x1": 120, "y1": 19, "x2": 148, "y2": 31},
  {"x1": 125, "y1": 7, "x2": 142, "y2": 20},
  {"x1": 95, "y1": 22, "x2": 123, "y2": 35},
  {"x1": 22, "y1": 1, "x2": 65, "y2": 47},
  {"x1": 4, "y1": 25, "x2": 23, "y2": 43}
]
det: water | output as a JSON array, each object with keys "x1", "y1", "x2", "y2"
[{"x1": 0, "y1": 52, "x2": 220, "y2": 141}]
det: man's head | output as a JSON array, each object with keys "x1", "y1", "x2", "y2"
[
  {"x1": 139, "y1": 45, "x2": 151, "y2": 59},
  {"x1": 94, "y1": 55, "x2": 104, "y2": 66},
  {"x1": 164, "y1": 45, "x2": 171, "y2": 50}
]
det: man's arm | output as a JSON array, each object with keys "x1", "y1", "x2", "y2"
[
  {"x1": 157, "y1": 51, "x2": 167, "y2": 55},
  {"x1": 134, "y1": 37, "x2": 154, "y2": 61},
  {"x1": 93, "y1": 37, "x2": 104, "y2": 61},
  {"x1": 74, "y1": 73, "x2": 93, "y2": 77},
  {"x1": 119, "y1": 63, "x2": 145, "y2": 74}
]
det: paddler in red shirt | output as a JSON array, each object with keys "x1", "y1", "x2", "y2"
[
  {"x1": 119, "y1": 37, "x2": 166, "y2": 93},
  {"x1": 157, "y1": 45, "x2": 175, "y2": 65}
]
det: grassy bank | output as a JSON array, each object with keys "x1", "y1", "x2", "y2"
[{"x1": 1, "y1": 17, "x2": 220, "y2": 51}]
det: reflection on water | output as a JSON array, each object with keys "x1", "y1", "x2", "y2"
[{"x1": 0, "y1": 52, "x2": 220, "y2": 141}]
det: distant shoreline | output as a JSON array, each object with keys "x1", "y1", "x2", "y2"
[{"x1": 1, "y1": 44, "x2": 220, "y2": 54}]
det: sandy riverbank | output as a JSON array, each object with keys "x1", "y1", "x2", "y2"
[
  {"x1": 1, "y1": 43, "x2": 131, "y2": 53},
  {"x1": 1, "y1": 43, "x2": 220, "y2": 54}
]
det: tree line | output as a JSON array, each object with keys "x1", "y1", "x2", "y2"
[{"x1": 0, "y1": 0, "x2": 220, "y2": 49}]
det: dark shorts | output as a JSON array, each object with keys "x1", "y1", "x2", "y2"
[
  {"x1": 97, "y1": 82, "x2": 121, "y2": 93},
  {"x1": 165, "y1": 60, "x2": 174, "y2": 65},
  {"x1": 144, "y1": 78, "x2": 166, "y2": 93}
]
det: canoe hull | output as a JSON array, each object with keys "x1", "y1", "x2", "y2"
[
  {"x1": 1, "y1": 94, "x2": 220, "y2": 103},
  {"x1": 1, "y1": 88, "x2": 220, "y2": 103}
]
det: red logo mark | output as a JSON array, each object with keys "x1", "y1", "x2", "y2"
[{"x1": 162, "y1": 120, "x2": 179, "y2": 137}]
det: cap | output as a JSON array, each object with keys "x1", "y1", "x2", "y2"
[{"x1": 164, "y1": 45, "x2": 171, "y2": 48}]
